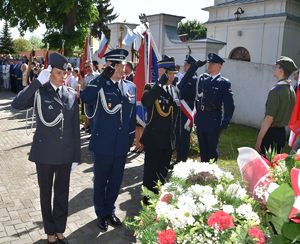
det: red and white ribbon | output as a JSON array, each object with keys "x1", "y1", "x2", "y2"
[
  {"x1": 180, "y1": 100, "x2": 196, "y2": 131},
  {"x1": 289, "y1": 167, "x2": 300, "y2": 223}
]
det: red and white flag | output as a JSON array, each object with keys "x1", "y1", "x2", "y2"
[
  {"x1": 97, "y1": 32, "x2": 108, "y2": 59},
  {"x1": 80, "y1": 34, "x2": 92, "y2": 75},
  {"x1": 289, "y1": 73, "x2": 300, "y2": 147}
]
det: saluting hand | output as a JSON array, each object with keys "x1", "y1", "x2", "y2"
[{"x1": 37, "y1": 65, "x2": 52, "y2": 85}]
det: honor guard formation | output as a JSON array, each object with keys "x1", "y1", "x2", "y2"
[{"x1": 7, "y1": 46, "x2": 299, "y2": 243}]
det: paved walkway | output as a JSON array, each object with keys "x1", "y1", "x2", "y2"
[{"x1": 0, "y1": 91, "x2": 144, "y2": 244}]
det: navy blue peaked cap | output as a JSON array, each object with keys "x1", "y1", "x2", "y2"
[
  {"x1": 49, "y1": 52, "x2": 68, "y2": 70},
  {"x1": 184, "y1": 55, "x2": 197, "y2": 64},
  {"x1": 103, "y1": 48, "x2": 129, "y2": 63},
  {"x1": 207, "y1": 53, "x2": 225, "y2": 64}
]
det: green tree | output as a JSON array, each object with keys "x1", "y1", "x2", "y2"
[
  {"x1": 0, "y1": 21, "x2": 15, "y2": 54},
  {"x1": 29, "y1": 36, "x2": 44, "y2": 49},
  {"x1": 13, "y1": 38, "x2": 32, "y2": 53},
  {"x1": 0, "y1": 0, "x2": 117, "y2": 56},
  {"x1": 90, "y1": 0, "x2": 118, "y2": 39},
  {"x1": 178, "y1": 19, "x2": 207, "y2": 40}
]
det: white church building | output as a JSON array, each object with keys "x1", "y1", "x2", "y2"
[{"x1": 98, "y1": 0, "x2": 300, "y2": 128}]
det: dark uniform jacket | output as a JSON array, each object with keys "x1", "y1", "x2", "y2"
[
  {"x1": 180, "y1": 73, "x2": 235, "y2": 131},
  {"x1": 11, "y1": 79, "x2": 81, "y2": 164},
  {"x1": 80, "y1": 75, "x2": 136, "y2": 156},
  {"x1": 141, "y1": 84, "x2": 180, "y2": 149}
]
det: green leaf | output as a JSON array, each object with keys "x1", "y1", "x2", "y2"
[
  {"x1": 266, "y1": 183, "x2": 294, "y2": 220},
  {"x1": 270, "y1": 215, "x2": 286, "y2": 234},
  {"x1": 269, "y1": 235, "x2": 292, "y2": 244},
  {"x1": 282, "y1": 222, "x2": 300, "y2": 241}
]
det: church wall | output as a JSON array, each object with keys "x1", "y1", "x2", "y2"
[{"x1": 220, "y1": 59, "x2": 276, "y2": 128}]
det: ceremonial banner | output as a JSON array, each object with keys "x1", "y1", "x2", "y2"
[
  {"x1": 133, "y1": 29, "x2": 160, "y2": 127},
  {"x1": 97, "y1": 32, "x2": 109, "y2": 59}
]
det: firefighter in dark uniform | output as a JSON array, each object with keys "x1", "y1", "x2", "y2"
[
  {"x1": 180, "y1": 53, "x2": 235, "y2": 162},
  {"x1": 175, "y1": 55, "x2": 198, "y2": 162},
  {"x1": 141, "y1": 56, "x2": 180, "y2": 201},
  {"x1": 12, "y1": 52, "x2": 80, "y2": 244},
  {"x1": 80, "y1": 49, "x2": 136, "y2": 231}
]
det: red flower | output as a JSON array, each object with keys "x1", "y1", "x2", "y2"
[
  {"x1": 248, "y1": 226, "x2": 265, "y2": 244},
  {"x1": 207, "y1": 210, "x2": 235, "y2": 230},
  {"x1": 161, "y1": 193, "x2": 173, "y2": 204},
  {"x1": 157, "y1": 229, "x2": 176, "y2": 244},
  {"x1": 295, "y1": 154, "x2": 300, "y2": 161},
  {"x1": 271, "y1": 153, "x2": 288, "y2": 167}
]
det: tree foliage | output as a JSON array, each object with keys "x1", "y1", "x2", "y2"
[
  {"x1": 90, "y1": 0, "x2": 118, "y2": 39},
  {"x1": 178, "y1": 19, "x2": 207, "y2": 40},
  {"x1": 29, "y1": 36, "x2": 44, "y2": 49},
  {"x1": 0, "y1": 21, "x2": 15, "y2": 54},
  {"x1": 0, "y1": 0, "x2": 117, "y2": 56},
  {"x1": 13, "y1": 38, "x2": 32, "y2": 53}
]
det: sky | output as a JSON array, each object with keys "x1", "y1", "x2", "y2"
[{"x1": 0, "y1": 0, "x2": 214, "y2": 39}]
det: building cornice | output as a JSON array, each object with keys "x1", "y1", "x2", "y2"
[{"x1": 205, "y1": 12, "x2": 300, "y2": 24}]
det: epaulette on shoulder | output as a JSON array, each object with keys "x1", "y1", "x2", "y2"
[
  {"x1": 124, "y1": 79, "x2": 136, "y2": 87},
  {"x1": 217, "y1": 76, "x2": 229, "y2": 82},
  {"x1": 66, "y1": 86, "x2": 76, "y2": 94}
]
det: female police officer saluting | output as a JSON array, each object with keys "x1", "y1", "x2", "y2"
[{"x1": 12, "y1": 52, "x2": 80, "y2": 244}]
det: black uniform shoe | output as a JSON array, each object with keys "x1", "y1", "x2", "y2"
[
  {"x1": 106, "y1": 214, "x2": 122, "y2": 227},
  {"x1": 97, "y1": 217, "x2": 108, "y2": 231},
  {"x1": 57, "y1": 238, "x2": 69, "y2": 244}
]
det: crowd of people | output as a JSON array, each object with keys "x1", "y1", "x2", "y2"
[{"x1": 10, "y1": 48, "x2": 299, "y2": 243}]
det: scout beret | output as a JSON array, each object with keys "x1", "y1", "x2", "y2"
[
  {"x1": 49, "y1": 52, "x2": 68, "y2": 70},
  {"x1": 276, "y1": 56, "x2": 298, "y2": 76}
]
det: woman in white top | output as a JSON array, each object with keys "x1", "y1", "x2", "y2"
[
  {"x1": 2, "y1": 60, "x2": 10, "y2": 90},
  {"x1": 21, "y1": 63, "x2": 28, "y2": 88}
]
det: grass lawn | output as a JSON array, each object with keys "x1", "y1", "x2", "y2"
[{"x1": 189, "y1": 123, "x2": 291, "y2": 178}]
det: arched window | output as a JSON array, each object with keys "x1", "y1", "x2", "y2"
[{"x1": 229, "y1": 47, "x2": 251, "y2": 62}]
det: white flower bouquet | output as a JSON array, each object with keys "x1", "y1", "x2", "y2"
[{"x1": 126, "y1": 160, "x2": 268, "y2": 244}]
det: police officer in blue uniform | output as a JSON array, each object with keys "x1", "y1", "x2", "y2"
[
  {"x1": 175, "y1": 55, "x2": 198, "y2": 162},
  {"x1": 80, "y1": 49, "x2": 136, "y2": 231},
  {"x1": 180, "y1": 53, "x2": 235, "y2": 162},
  {"x1": 141, "y1": 56, "x2": 180, "y2": 202},
  {"x1": 12, "y1": 52, "x2": 80, "y2": 244}
]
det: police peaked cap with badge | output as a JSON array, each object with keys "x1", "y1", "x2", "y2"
[
  {"x1": 103, "y1": 48, "x2": 129, "y2": 63},
  {"x1": 207, "y1": 53, "x2": 225, "y2": 64},
  {"x1": 158, "y1": 54, "x2": 177, "y2": 72},
  {"x1": 185, "y1": 55, "x2": 197, "y2": 65},
  {"x1": 49, "y1": 52, "x2": 68, "y2": 70},
  {"x1": 276, "y1": 56, "x2": 298, "y2": 76}
]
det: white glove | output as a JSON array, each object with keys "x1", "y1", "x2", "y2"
[{"x1": 37, "y1": 65, "x2": 52, "y2": 85}]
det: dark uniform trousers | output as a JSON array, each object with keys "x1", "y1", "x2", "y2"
[
  {"x1": 196, "y1": 125, "x2": 220, "y2": 162},
  {"x1": 143, "y1": 145, "x2": 173, "y2": 194},
  {"x1": 261, "y1": 127, "x2": 286, "y2": 155},
  {"x1": 93, "y1": 154, "x2": 127, "y2": 217},
  {"x1": 36, "y1": 163, "x2": 72, "y2": 235}
]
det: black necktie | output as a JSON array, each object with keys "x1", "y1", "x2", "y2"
[
  {"x1": 166, "y1": 86, "x2": 171, "y2": 97},
  {"x1": 56, "y1": 88, "x2": 61, "y2": 98}
]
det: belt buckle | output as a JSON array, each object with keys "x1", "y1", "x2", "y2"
[{"x1": 200, "y1": 105, "x2": 205, "y2": 111}]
